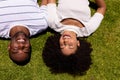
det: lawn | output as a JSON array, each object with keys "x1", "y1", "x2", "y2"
[{"x1": 0, "y1": 0, "x2": 120, "y2": 80}]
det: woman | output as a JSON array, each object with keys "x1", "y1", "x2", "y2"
[
  {"x1": 45, "y1": 0, "x2": 106, "y2": 56},
  {"x1": 42, "y1": 0, "x2": 106, "y2": 74}
]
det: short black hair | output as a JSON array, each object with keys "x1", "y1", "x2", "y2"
[{"x1": 42, "y1": 34, "x2": 93, "y2": 75}]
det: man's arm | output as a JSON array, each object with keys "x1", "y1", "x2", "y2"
[{"x1": 95, "y1": 0, "x2": 106, "y2": 15}]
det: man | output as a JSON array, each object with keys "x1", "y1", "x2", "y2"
[{"x1": 0, "y1": 0, "x2": 48, "y2": 65}]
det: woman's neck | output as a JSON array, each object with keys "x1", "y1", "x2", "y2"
[{"x1": 60, "y1": 18, "x2": 84, "y2": 28}]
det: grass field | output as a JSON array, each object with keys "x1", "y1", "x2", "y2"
[{"x1": 0, "y1": 0, "x2": 120, "y2": 80}]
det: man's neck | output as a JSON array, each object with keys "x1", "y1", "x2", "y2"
[{"x1": 10, "y1": 26, "x2": 30, "y2": 38}]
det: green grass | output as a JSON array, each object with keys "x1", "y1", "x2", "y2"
[{"x1": 0, "y1": 0, "x2": 120, "y2": 80}]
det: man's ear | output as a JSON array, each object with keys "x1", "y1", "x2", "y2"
[{"x1": 8, "y1": 44, "x2": 10, "y2": 51}]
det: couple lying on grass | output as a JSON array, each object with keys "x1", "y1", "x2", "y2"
[{"x1": 0, "y1": 0, "x2": 106, "y2": 74}]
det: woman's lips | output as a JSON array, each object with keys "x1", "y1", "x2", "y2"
[{"x1": 63, "y1": 34, "x2": 71, "y2": 39}]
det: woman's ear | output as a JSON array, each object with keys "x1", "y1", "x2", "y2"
[{"x1": 77, "y1": 40, "x2": 80, "y2": 47}]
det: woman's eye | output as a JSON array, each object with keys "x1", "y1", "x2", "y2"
[{"x1": 60, "y1": 45, "x2": 65, "y2": 48}]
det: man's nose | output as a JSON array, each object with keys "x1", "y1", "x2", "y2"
[
  {"x1": 18, "y1": 50, "x2": 24, "y2": 54},
  {"x1": 18, "y1": 42, "x2": 25, "y2": 47}
]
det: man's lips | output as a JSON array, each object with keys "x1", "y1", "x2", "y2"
[{"x1": 17, "y1": 39, "x2": 25, "y2": 42}]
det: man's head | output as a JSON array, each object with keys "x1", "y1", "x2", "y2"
[
  {"x1": 8, "y1": 26, "x2": 31, "y2": 65},
  {"x1": 59, "y1": 31, "x2": 80, "y2": 56}
]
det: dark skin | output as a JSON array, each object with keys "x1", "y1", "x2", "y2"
[
  {"x1": 8, "y1": 25, "x2": 31, "y2": 64},
  {"x1": 6, "y1": 0, "x2": 48, "y2": 65}
]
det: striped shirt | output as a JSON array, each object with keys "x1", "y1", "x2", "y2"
[{"x1": 0, "y1": 0, "x2": 48, "y2": 38}]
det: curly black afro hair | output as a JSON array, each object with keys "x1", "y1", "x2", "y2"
[{"x1": 42, "y1": 33, "x2": 93, "y2": 76}]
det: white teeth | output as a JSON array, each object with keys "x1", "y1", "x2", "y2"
[
  {"x1": 17, "y1": 39, "x2": 25, "y2": 42},
  {"x1": 63, "y1": 35, "x2": 70, "y2": 38}
]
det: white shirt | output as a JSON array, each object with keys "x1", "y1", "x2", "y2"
[
  {"x1": 57, "y1": 0, "x2": 91, "y2": 22},
  {"x1": 0, "y1": 0, "x2": 48, "y2": 38},
  {"x1": 47, "y1": 0, "x2": 104, "y2": 37}
]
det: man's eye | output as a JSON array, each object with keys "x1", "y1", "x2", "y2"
[
  {"x1": 12, "y1": 48, "x2": 18, "y2": 53},
  {"x1": 23, "y1": 48, "x2": 30, "y2": 53}
]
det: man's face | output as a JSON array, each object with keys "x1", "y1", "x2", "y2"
[
  {"x1": 8, "y1": 32, "x2": 31, "y2": 63},
  {"x1": 59, "y1": 31, "x2": 80, "y2": 56}
]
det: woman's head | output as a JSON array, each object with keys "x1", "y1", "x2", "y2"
[
  {"x1": 42, "y1": 33, "x2": 93, "y2": 75},
  {"x1": 60, "y1": 31, "x2": 80, "y2": 56}
]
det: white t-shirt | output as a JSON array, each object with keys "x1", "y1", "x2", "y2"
[
  {"x1": 47, "y1": 0, "x2": 104, "y2": 37},
  {"x1": 57, "y1": 0, "x2": 91, "y2": 22},
  {"x1": 0, "y1": 0, "x2": 48, "y2": 38}
]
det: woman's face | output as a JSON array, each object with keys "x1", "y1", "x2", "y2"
[{"x1": 59, "y1": 31, "x2": 80, "y2": 56}]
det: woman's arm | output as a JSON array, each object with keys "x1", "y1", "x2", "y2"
[
  {"x1": 40, "y1": 0, "x2": 56, "y2": 5},
  {"x1": 95, "y1": 0, "x2": 106, "y2": 15},
  {"x1": 48, "y1": 0, "x2": 56, "y2": 3},
  {"x1": 84, "y1": 0, "x2": 106, "y2": 36},
  {"x1": 40, "y1": 0, "x2": 48, "y2": 5}
]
